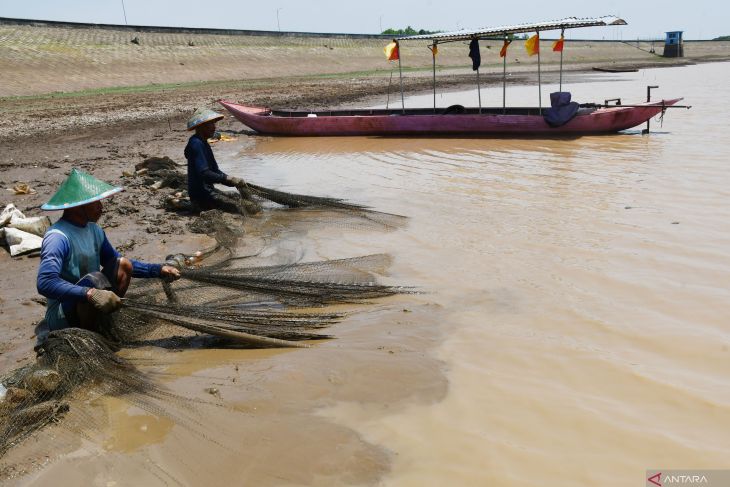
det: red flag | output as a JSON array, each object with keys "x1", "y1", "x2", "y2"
[
  {"x1": 552, "y1": 35, "x2": 564, "y2": 52},
  {"x1": 499, "y1": 39, "x2": 512, "y2": 58},
  {"x1": 384, "y1": 40, "x2": 399, "y2": 61}
]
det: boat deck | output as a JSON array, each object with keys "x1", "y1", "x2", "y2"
[{"x1": 270, "y1": 106, "x2": 600, "y2": 118}]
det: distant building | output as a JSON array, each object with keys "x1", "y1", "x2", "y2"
[{"x1": 663, "y1": 31, "x2": 684, "y2": 57}]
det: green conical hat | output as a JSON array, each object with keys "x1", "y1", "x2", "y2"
[
  {"x1": 41, "y1": 169, "x2": 123, "y2": 211},
  {"x1": 187, "y1": 107, "x2": 224, "y2": 130}
]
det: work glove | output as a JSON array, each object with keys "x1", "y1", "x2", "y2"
[
  {"x1": 87, "y1": 289, "x2": 122, "y2": 314},
  {"x1": 160, "y1": 265, "x2": 181, "y2": 282},
  {"x1": 227, "y1": 176, "x2": 245, "y2": 188}
]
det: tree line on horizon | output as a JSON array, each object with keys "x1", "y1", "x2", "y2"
[
  {"x1": 381, "y1": 26, "x2": 439, "y2": 36},
  {"x1": 380, "y1": 27, "x2": 532, "y2": 39}
]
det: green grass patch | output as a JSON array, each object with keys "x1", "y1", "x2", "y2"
[
  {"x1": 0, "y1": 79, "x2": 258, "y2": 102},
  {"x1": 0, "y1": 66, "x2": 455, "y2": 102}
]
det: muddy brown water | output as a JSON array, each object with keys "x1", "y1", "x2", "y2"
[{"x1": 7, "y1": 62, "x2": 730, "y2": 486}]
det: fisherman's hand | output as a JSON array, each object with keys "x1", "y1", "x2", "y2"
[
  {"x1": 160, "y1": 265, "x2": 181, "y2": 282},
  {"x1": 227, "y1": 176, "x2": 246, "y2": 188},
  {"x1": 87, "y1": 289, "x2": 122, "y2": 314}
]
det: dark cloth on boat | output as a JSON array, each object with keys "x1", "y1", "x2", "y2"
[
  {"x1": 544, "y1": 92, "x2": 580, "y2": 127},
  {"x1": 184, "y1": 134, "x2": 235, "y2": 204},
  {"x1": 468, "y1": 39, "x2": 481, "y2": 71}
]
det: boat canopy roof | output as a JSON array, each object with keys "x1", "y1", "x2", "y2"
[{"x1": 396, "y1": 16, "x2": 626, "y2": 43}]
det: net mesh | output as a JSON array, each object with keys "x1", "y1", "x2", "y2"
[{"x1": 0, "y1": 177, "x2": 410, "y2": 468}]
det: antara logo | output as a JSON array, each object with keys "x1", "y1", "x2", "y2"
[
  {"x1": 648, "y1": 472, "x2": 662, "y2": 486},
  {"x1": 649, "y1": 472, "x2": 710, "y2": 485},
  {"x1": 666, "y1": 475, "x2": 709, "y2": 484}
]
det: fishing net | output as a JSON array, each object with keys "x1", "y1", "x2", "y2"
[
  {"x1": 244, "y1": 182, "x2": 368, "y2": 211},
  {"x1": 178, "y1": 255, "x2": 408, "y2": 307},
  {"x1": 0, "y1": 329, "x2": 157, "y2": 459},
  {"x1": 0, "y1": 328, "x2": 234, "y2": 480},
  {"x1": 0, "y1": 161, "x2": 411, "y2": 466},
  {"x1": 145, "y1": 160, "x2": 405, "y2": 224},
  {"x1": 0, "y1": 249, "x2": 410, "y2": 463},
  {"x1": 109, "y1": 252, "x2": 406, "y2": 344}
]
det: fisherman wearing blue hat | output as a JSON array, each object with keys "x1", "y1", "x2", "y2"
[
  {"x1": 36, "y1": 169, "x2": 181, "y2": 339},
  {"x1": 184, "y1": 107, "x2": 261, "y2": 215}
]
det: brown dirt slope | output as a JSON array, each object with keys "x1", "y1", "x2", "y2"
[{"x1": 1, "y1": 24, "x2": 728, "y2": 99}]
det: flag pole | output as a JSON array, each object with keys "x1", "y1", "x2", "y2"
[
  {"x1": 397, "y1": 41, "x2": 405, "y2": 114},
  {"x1": 432, "y1": 41, "x2": 437, "y2": 113},
  {"x1": 386, "y1": 69, "x2": 393, "y2": 110},
  {"x1": 536, "y1": 30, "x2": 542, "y2": 114},
  {"x1": 559, "y1": 29, "x2": 564, "y2": 92},
  {"x1": 502, "y1": 37, "x2": 507, "y2": 114},
  {"x1": 477, "y1": 66, "x2": 482, "y2": 114}
]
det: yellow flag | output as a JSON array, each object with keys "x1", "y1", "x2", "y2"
[
  {"x1": 428, "y1": 44, "x2": 438, "y2": 57},
  {"x1": 384, "y1": 40, "x2": 399, "y2": 61},
  {"x1": 525, "y1": 33, "x2": 540, "y2": 56}
]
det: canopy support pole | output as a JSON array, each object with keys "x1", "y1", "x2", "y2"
[
  {"x1": 559, "y1": 29, "x2": 564, "y2": 91},
  {"x1": 502, "y1": 37, "x2": 507, "y2": 114},
  {"x1": 397, "y1": 45, "x2": 405, "y2": 114},
  {"x1": 537, "y1": 30, "x2": 542, "y2": 114},
  {"x1": 386, "y1": 69, "x2": 393, "y2": 110},
  {"x1": 477, "y1": 67, "x2": 482, "y2": 114},
  {"x1": 432, "y1": 41, "x2": 437, "y2": 113}
]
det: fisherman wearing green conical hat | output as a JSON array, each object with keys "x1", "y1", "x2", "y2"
[
  {"x1": 36, "y1": 169, "x2": 181, "y2": 340},
  {"x1": 184, "y1": 107, "x2": 261, "y2": 215}
]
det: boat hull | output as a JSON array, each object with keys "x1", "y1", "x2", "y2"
[{"x1": 219, "y1": 99, "x2": 681, "y2": 137}]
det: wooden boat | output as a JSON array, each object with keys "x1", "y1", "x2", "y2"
[
  {"x1": 219, "y1": 99, "x2": 682, "y2": 136},
  {"x1": 592, "y1": 66, "x2": 639, "y2": 73},
  {"x1": 220, "y1": 17, "x2": 688, "y2": 137}
]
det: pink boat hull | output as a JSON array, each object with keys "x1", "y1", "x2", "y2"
[{"x1": 219, "y1": 99, "x2": 681, "y2": 137}]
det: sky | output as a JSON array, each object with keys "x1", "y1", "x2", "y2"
[{"x1": 0, "y1": 1, "x2": 722, "y2": 40}]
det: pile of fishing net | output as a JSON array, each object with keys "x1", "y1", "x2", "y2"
[
  {"x1": 0, "y1": 328, "x2": 153, "y2": 459},
  {"x1": 115, "y1": 252, "x2": 407, "y2": 347}
]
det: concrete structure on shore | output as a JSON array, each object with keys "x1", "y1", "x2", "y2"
[{"x1": 663, "y1": 31, "x2": 684, "y2": 57}]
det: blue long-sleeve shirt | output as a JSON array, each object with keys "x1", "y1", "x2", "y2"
[
  {"x1": 37, "y1": 221, "x2": 161, "y2": 303},
  {"x1": 184, "y1": 134, "x2": 231, "y2": 202}
]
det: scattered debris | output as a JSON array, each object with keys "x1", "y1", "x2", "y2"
[
  {"x1": 7, "y1": 216, "x2": 51, "y2": 236},
  {"x1": 3, "y1": 228, "x2": 43, "y2": 257},
  {"x1": 135, "y1": 156, "x2": 179, "y2": 173},
  {"x1": 0, "y1": 204, "x2": 51, "y2": 257},
  {"x1": 0, "y1": 204, "x2": 24, "y2": 227},
  {"x1": 10, "y1": 183, "x2": 36, "y2": 195},
  {"x1": 209, "y1": 133, "x2": 238, "y2": 143}
]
